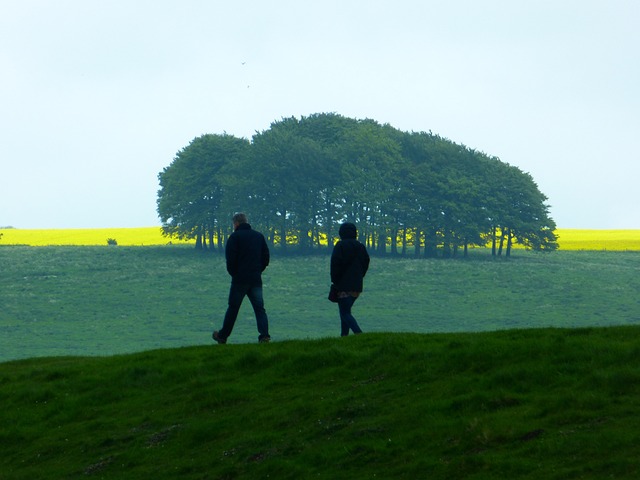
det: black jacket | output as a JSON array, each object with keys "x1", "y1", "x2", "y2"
[
  {"x1": 330, "y1": 238, "x2": 370, "y2": 292},
  {"x1": 225, "y1": 223, "x2": 270, "y2": 285}
]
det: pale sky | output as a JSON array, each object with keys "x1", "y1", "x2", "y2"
[{"x1": 1, "y1": 0, "x2": 638, "y2": 229}]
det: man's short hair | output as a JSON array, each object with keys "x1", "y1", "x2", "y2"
[{"x1": 233, "y1": 212, "x2": 248, "y2": 224}]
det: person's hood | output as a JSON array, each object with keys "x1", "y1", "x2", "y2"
[{"x1": 339, "y1": 222, "x2": 357, "y2": 240}]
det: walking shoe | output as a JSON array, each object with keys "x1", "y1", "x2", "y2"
[
  {"x1": 212, "y1": 331, "x2": 227, "y2": 344},
  {"x1": 259, "y1": 336, "x2": 271, "y2": 344}
]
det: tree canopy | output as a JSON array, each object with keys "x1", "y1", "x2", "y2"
[{"x1": 157, "y1": 113, "x2": 557, "y2": 257}]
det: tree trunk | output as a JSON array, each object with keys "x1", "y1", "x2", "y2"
[
  {"x1": 280, "y1": 211, "x2": 287, "y2": 251},
  {"x1": 217, "y1": 226, "x2": 224, "y2": 252},
  {"x1": 491, "y1": 226, "x2": 497, "y2": 256},
  {"x1": 424, "y1": 228, "x2": 438, "y2": 258},
  {"x1": 377, "y1": 231, "x2": 387, "y2": 256},
  {"x1": 208, "y1": 230, "x2": 215, "y2": 252},
  {"x1": 401, "y1": 228, "x2": 407, "y2": 257},
  {"x1": 390, "y1": 228, "x2": 398, "y2": 256},
  {"x1": 195, "y1": 231, "x2": 203, "y2": 250},
  {"x1": 442, "y1": 230, "x2": 452, "y2": 259}
]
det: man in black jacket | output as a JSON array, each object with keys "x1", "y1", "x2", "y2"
[{"x1": 213, "y1": 213, "x2": 271, "y2": 344}]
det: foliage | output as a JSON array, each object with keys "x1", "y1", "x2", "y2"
[
  {"x1": 1, "y1": 246, "x2": 639, "y2": 363},
  {"x1": 157, "y1": 133, "x2": 250, "y2": 251},
  {"x1": 156, "y1": 113, "x2": 558, "y2": 257},
  {"x1": 2, "y1": 328, "x2": 640, "y2": 479}
]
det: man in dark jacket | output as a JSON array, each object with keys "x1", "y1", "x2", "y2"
[
  {"x1": 213, "y1": 213, "x2": 271, "y2": 344},
  {"x1": 330, "y1": 222, "x2": 370, "y2": 336}
]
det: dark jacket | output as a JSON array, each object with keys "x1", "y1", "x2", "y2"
[
  {"x1": 331, "y1": 236, "x2": 370, "y2": 292},
  {"x1": 225, "y1": 223, "x2": 270, "y2": 285}
]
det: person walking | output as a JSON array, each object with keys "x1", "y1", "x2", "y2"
[
  {"x1": 330, "y1": 222, "x2": 370, "y2": 336},
  {"x1": 213, "y1": 213, "x2": 271, "y2": 344}
]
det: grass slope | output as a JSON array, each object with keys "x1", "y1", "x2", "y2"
[{"x1": 2, "y1": 328, "x2": 640, "y2": 479}]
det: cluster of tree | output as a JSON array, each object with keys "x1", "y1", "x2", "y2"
[{"x1": 157, "y1": 113, "x2": 557, "y2": 257}]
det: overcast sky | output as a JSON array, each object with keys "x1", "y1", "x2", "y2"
[{"x1": 1, "y1": 0, "x2": 638, "y2": 229}]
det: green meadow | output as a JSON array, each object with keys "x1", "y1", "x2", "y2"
[
  {"x1": 2, "y1": 246, "x2": 640, "y2": 478},
  {"x1": 1, "y1": 246, "x2": 639, "y2": 362},
  {"x1": 2, "y1": 329, "x2": 640, "y2": 479}
]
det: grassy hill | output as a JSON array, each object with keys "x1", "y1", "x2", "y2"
[{"x1": 2, "y1": 327, "x2": 640, "y2": 479}]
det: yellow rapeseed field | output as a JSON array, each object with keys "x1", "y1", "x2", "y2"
[
  {"x1": 1, "y1": 227, "x2": 639, "y2": 250},
  {"x1": 554, "y1": 229, "x2": 640, "y2": 251},
  {"x1": 0, "y1": 227, "x2": 194, "y2": 246}
]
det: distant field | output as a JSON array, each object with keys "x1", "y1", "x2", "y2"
[
  {"x1": 1, "y1": 227, "x2": 640, "y2": 250},
  {"x1": 1, "y1": 245, "x2": 639, "y2": 362},
  {"x1": 554, "y1": 229, "x2": 640, "y2": 251},
  {"x1": 0, "y1": 227, "x2": 192, "y2": 246}
]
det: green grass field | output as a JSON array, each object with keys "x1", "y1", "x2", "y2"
[
  {"x1": 2, "y1": 245, "x2": 640, "y2": 478},
  {"x1": 1, "y1": 246, "x2": 639, "y2": 362},
  {"x1": 2, "y1": 328, "x2": 640, "y2": 479}
]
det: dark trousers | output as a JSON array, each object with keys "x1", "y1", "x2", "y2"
[
  {"x1": 219, "y1": 283, "x2": 270, "y2": 341},
  {"x1": 338, "y1": 295, "x2": 362, "y2": 336}
]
